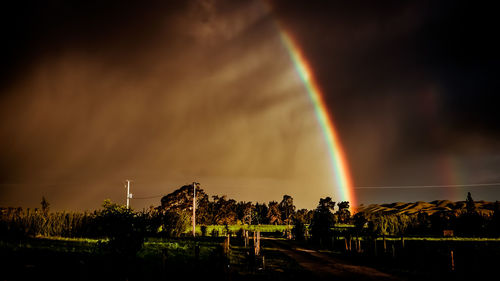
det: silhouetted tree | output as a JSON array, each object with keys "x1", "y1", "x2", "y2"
[
  {"x1": 209, "y1": 195, "x2": 237, "y2": 225},
  {"x1": 40, "y1": 196, "x2": 50, "y2": 216},
  {"x1": 279, "y1": 195, "x2": 296, "y2": 226},
  {"x1": 160, "y1": 184, "x2": 207, "y2": 214},
  {"x1": 293, "y1": 219, "x2": 306, "y2": 241},
  {"x1": 466, "y1": 192, "x2": 476, "y2": 214},
  {"x1": 294, "y1": 208, "x2": 313, "y2": 225},
  {"x1": 310, "y1": 197, "x2": 336, "y2": 247},
  {"x1": 253, "y1": 203, "x2": 269, "y2": 224},
  {"x1": 336, "y1": 201, "x2": 351, "y2": 223},
  {"x1": 267, "y1": 201, "x2": 282, "y2": 225},
  {"x1": 236, "y1": 201, "x2": 254, "y2": 224},
  {"x1": 98, "y1": 199, "x2": 145, "y2": 257},
  {"x1": 162, "y1": 210, "x2": 191, "y2": 237},
  {"x1": 353, "y1": 212, "x2": 367, "y2": 235},
  {"x1": 457, "y1": 192, "x2": 483, "y2": 236}
]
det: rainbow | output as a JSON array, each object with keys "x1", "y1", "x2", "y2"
[
  {"x1": 279, "y1": 31, "x2": 357, "y2": 210},
  {"x1": 437, "y1": 155, "x2": 466, "y2": 201}
]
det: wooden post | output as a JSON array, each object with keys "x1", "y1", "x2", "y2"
[
  {"x1": 255, "y1": 231, "x2": 261, "y2": 256},
  {"x1": 349, "y1": 236, "x2": 352, "y2": 251},
  {"x1": 401, "y1": 236, "x2": 405, "y2": 249},
  {"x1": 345, "y1": 237, "x2": 348, "y2": 251},
  {"x1": 392, "y1": 244, "x2": 395, "y2": 258},
  {"x1": 451, "y1": 250, "x2": 455, "y2": 271},
  {"x1": 262, "y1": 255, "x2": 265, "y2": 270},
  {"x1": 383, "y1": 235, "x2": 387, "y2": 253},
  {"x1": 224, "y1": 234, "x2": 230, "y2": 254},
  {"x1": 258, "y1": 231, "x2": 261, "y2": 247}
]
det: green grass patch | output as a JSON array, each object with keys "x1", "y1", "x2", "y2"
[{"x1": 195, "y1": 224, "x2": 289, "y2": 235}]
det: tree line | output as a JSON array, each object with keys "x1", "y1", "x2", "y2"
[
  {"x1": 2, "y1": 185, "x2": 500, "y2": 244},
  {"x1": 0, "y1": 184, "x2": 353, "y2": 239}
]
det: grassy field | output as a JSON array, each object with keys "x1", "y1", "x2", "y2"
[
  {"x1": 4, "y1": 233, "x2": 500, "y2": 280},
  {"x1": 0, "y1": 235, "x2": 308, "y2": 280},
  {"x1": 194, "y1": 224, "x2": 290, "y2": 236}
]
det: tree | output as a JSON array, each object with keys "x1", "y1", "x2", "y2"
[
  {"x1": 310, "y1": 197, "x2": 336, "y2": 246},
  {"x1": 293, "y1": 219, "x2": 306, "y2": 241},
  {"x1": 294, "y1": 209, "x2": 313, "y2": 225},
  {"x1": 98, "y1": 199, "x2": 145, "y2": 257},
  {"x1": 458, "y1": 192, "x2": 483, "y2": 236},
  {"x1": 236, "y1": 201, "x2": 254, "y2": 224},
  {"x1": 267, "y1": 201, "x2": 282, "y2": 225},
  {"x1": 160, "y1": 184, "x2": 208, "y2": 214},
  {"x1": 336, "y1": 201, "x2": 351, "y2": 224},
  {"x1": 352, "y1": 212, "x2": 367, "y2": 235},
  {"x1": 279, "y1": 195, "x2": 296, "y2": 226},
  {"x1": 209, "y1": 195, "x2": 237, "y2": 225},
  {"x1": 162, "y1": 210, "x2": 191, "y2": 237},
  {"x1": 466, "y1": 192, "x2": 476, "y2": 214},
  {"x1": 253, "y1": 203, "x2": 269, "y2": 224},
  {"x1": 40, "y1": 196, "x2": 50, "y2": 216}
]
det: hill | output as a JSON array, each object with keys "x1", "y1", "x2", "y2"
[{"x1": 356, "y1": 200, "x2": 496, "y2": 216}]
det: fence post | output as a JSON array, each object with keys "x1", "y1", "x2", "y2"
[
  {"x1": 224, "y1": 234, "x2": 230, "y2": 254},
  {"x1": 383, "y1": 235, "x2": 387, "y2": 253},
  {"x1": 451, "y1": 250, "x2": 455, "y2": 271},
  {"x1": 255, "y1": 231, "x2": 261, "y2": 256}
]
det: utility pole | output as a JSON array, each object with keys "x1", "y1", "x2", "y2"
[
  {"x1": 125, "y1": 180, "x2": 133, "y2": 209},
  {"x1": 192, "y1": 182, "x2": 197, "y2": 237}
]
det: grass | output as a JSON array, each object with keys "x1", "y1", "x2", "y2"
[
  {"x1": 195, "y1": 224, "x2": 290, "y2": 235},
  {"x1": 0, "y1": 235, "x2": 312, "y2": 280}
]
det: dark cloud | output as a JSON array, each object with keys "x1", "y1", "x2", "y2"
[
  {"x1": 1, "y1": 0, "x2": 500, "y2": 210},
  {"x1": 272, "y1": 0, "x2": 500, "y2": 188}
]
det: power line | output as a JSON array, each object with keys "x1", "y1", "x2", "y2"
[
  {"x1": 355, "y1": 182, "x2": 500, "y2": 189},
  {"x1": 131, "y1": 194, "x2": 165, "y2": 200}
]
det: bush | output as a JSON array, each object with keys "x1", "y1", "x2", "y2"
[
  {"x1": 97, "y1": 200, "x2": 146, "y2": 257},
  {"x1": 162, "y1": 210, "x2": 191, "y2": 237}
]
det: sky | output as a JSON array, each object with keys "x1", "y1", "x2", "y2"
[{"x1": 1, "y1": 0, "x2": 499, "y2": 211}]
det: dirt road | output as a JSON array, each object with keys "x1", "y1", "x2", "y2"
[{"x1": 267, "y1": 239, "x2": 404, "y2": 281}]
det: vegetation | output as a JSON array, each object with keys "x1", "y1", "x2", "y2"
[{"x1": 2, "y1": 185, "x2": 500, "y2": 280}]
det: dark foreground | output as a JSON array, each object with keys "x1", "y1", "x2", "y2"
[{"x1": 1, "y1": 237, "x2": 500, "y2": 280}]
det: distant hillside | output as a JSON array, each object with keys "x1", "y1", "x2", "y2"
[{"x1": 356, "y1": 200, "x2": 497, "y2": 216}]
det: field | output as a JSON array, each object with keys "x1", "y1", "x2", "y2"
[
  {"x1": 0, "y1": 235, "x2": 307, "y2": 280},
  {"x1": 3, "y1": 232, "x2": 500, "y2": 280},
  {"x1": 195, "y1": 224, "x2": 290, "y2": 236}
]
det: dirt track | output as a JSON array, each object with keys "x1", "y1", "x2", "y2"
[{"x1": 267, "y1": 239, "x2": 404, "y2": 281}]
